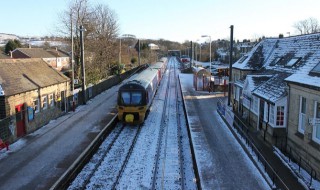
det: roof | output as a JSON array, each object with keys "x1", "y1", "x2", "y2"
[
  {"x1": 253, "y1": 72, "x2": 290, "y2": 103},
  {"x1": 0, "y1": 58, "x2": 70, "y2": 96},
  {"x1": 13, "y1": 48, "x2": 57, "y2": 58},
  {"x1": 233, "y1": 33, "x2": 320, "y2": 94},
  {"x1": 243, "y1": 75, "x2": 272, "y2": 96},
  {"x1": 46, "y1": 49, "x2": 69, "y2": 57}
]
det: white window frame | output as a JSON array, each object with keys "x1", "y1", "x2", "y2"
[
  {"x1": 276, "y1": 106, "x2": 285, "y2": 126},
  {"x1": 42, "y1": 95, "x2": 48, "y2": 110},
  {"x1": 298, "y1": 96, "x2": 307, "y2": 134},
  {"x1": 312, "y1": 101, "x2": 320, "y2": 144},
  {"x1": 243, "y1": 94, "x2": 251, "y2": 109},
  {"x1": 269, "y1": 104, "x2": 275, "y2": 125},
  {"x1": 33, "y1": 98, "x2": 40, "y2": 113},
  {"x1": 264, "y1": 102, "x2": 269, "y2": 122},
  {"x1": 49, "y1": 93, "x2": 54, "y2": 107}
]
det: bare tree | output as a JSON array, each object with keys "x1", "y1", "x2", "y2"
[
  {"x1": 293, "y1": 17, "x2": 320, "y2": 35},
  {"x1": 57, "y1": 0, "x2": 119, "y2": 84}
]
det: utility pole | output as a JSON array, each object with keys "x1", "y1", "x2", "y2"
[
  {"x1": 228, "y1": 25, "x2": 234, "y2": 106},
  {"x1": 119, "y1": 37, "x2": 121, "y2": 68},
  {"x1": 190, "y1": 41, "x2": 193, "y2": 67},
  {"x1": 138, "y1": 39, "x2": 141, "y2": 66},
  {"x1": 79, "y1": 25, "x2": 86, "y2": 104},
  {"x1": 70, "y1": 12, "x2": 74, "y2": 101}
]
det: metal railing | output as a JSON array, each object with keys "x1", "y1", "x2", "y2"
[{"x1": 217, "y1": 99, "x2": 289, "y2": 190}]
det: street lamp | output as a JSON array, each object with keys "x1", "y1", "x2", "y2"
[
  {"x1": 79, "y1": 25, "x2": 86, "y2": 104},
  {"x1": 201, "y1": 35, "x2": 212, "y2": 81}
]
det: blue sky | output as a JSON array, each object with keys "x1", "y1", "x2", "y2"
[{"x1": 1, "y1": 0, "x2": 320, "y2": 42}]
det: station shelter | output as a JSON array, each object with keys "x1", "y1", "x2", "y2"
[{"x1": 192, "y1": 67, "x2": 212, "y2": 91}]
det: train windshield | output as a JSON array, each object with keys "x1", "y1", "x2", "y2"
[{"x1": 120, "y1": 91, "x2": 143, "y2": 105}]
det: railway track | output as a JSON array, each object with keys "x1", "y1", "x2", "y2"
[
  {"x1": 60, "y1": 57, "x2": 196, "y2": 190},
  {"x1": 68, "y1": 123, "x2": 141, "y2": 189}
]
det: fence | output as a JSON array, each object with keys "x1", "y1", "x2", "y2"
[
  {"x1": 274, "y1": 136, "x2": 318, "y2": 187},
  {"x1": 217, "y1": 99, "x2": 289, "y2": 190}
]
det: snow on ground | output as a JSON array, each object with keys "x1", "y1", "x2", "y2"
[{"x1": 217, "y1": 96, "x2": 320, "y2": 190}]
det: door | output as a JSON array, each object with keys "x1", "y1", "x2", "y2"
[
  {"x1": 15, "y1": 104, "x2": 26, "y2": 137},
  {"x1": 61, "y1": 91, "x2": 66, "y2": 112}
]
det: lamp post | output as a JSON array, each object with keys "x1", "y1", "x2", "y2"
[
  {"x1": 119, "y1": 37, "x2": 121, "y2": 67},
  {"x1": 202, "y1": 35, "x2": 212, "y2": 81},
  {"x1": 79, "y1": 25, "x2": 86, "y2": 104}
]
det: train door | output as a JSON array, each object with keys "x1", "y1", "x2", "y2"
[{"x1": 15, "y1": 104, "x2": 26, "y2": 137}]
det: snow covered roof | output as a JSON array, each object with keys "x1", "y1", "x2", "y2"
[
  {"x1": 253, "y1": 72, "x2": 290, "y2": 103},
  {"x1": 243, "y1": 75, "x2": 272, "y2": 96},
  {"x1": 234, "y1": 33, "x2": 320, "y2": 90}
]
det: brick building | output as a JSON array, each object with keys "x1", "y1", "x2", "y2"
[{"x1": 0, "y1": 58, "x2": 70, "y2": 142}]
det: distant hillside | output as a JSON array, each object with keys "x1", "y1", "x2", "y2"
[{"x1": 0, "y1": 33, "x2": 19, "y2": 41}]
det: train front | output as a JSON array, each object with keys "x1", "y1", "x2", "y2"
[{"x1": 117, "y1": 82, "x2": 147, "y2": 124}]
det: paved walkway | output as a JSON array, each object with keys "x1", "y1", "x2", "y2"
[
  {"x1": 0, "y1": 87, "x2": 118, "y2": 190},
  {"x1": 179, "y1": 73, "x2": 307, "y2": 190}
]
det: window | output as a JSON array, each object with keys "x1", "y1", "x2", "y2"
[
  {"x1": 286, "y1": 57, "x2": 301, "y2": 67},
  {"x1": 131, "y1": 92, "x2": 142, "y2": 104},
  {"x1": 269, "y1": 104, "x2": 275, "y2": 125},
  {"x1": 298, "y1": 96, "x2": 307, "y2": 133},
  {"x1": 49, "y1": 94, "x2": 54, "y2": 107},
  {"x1": 310, "y1": 62, "x2": 320, "y2": 77},
  {"x1": 276, "y1": 106, "x2": 284, "y2": 126},
  {"x1": 120, "y1": 91, "x2": 142, "y2": 105},
  {"x1": 313, "y1": 102, "x2": 320, "y2": 143},
  {"x1": 238, "y1": 56, "x2": 248, "y2": 63},
  {"x1": 42, "y1": 95, "x2": 48, "y2": 110},
  {"x1": 270, "y1": 57, "x2": 282, "y2": 66},
  {"x1": 33, "y1": 98, "x2": 40, "y2": 113},
  {"x1": 252, "y1": 96, "x2": 259, "y2": 114},
  {"x1": 243, "y1": 94, "x2": 250, "y2": 109},
  {"x1": 121, "y1": 92, "x2": 131, "y2": 104}
]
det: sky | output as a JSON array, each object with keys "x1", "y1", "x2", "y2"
[{"x1": 1, "y1": 0, "x2": 320, "y2": 43}]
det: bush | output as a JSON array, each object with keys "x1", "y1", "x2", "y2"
[{"x1": 131, "y1": 57, "x2": 137, "y2": 64}]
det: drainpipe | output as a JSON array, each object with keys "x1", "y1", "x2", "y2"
[
  {"x1": 264, "y1": 102, "x2": 270, "y2": 141},
  {"x1": 285, "y1": 84, "x2": 290, "y2": 148}
]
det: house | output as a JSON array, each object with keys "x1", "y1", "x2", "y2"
[
  {"x1": 232, "y1": 33, "x2": 320, "y2": 179},
  {"x1": 11, "y1": 47, "x2": 70, "y2": 73},
  {"x1": 0, "y1": 58, "x2": 70, "y2": 142}
]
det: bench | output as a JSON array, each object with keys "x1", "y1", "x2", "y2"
[{"x1": 0, "y1": 139, "x2": 9, "y2": 151}]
